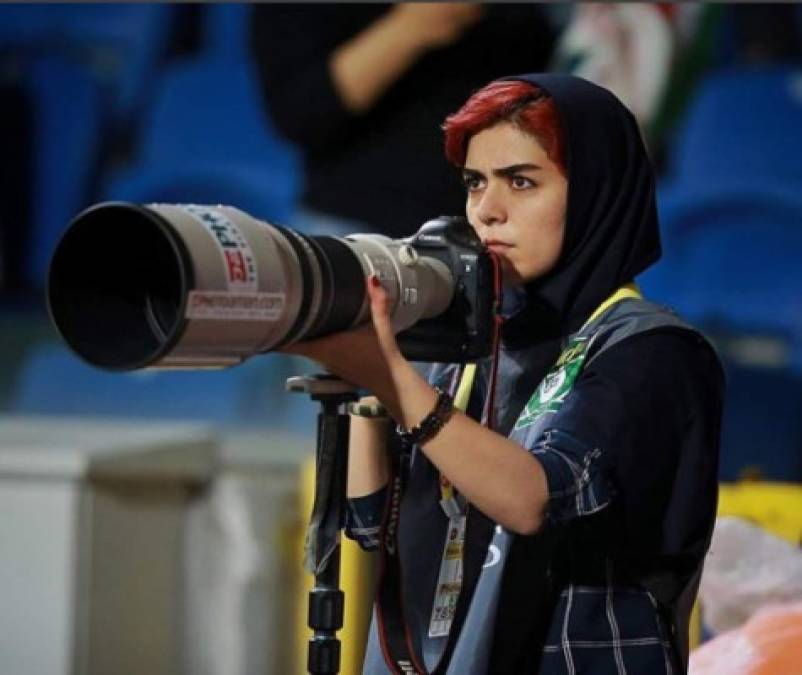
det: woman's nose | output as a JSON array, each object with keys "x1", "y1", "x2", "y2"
[{"x1": 476, "y1": 183, "x2": 506, "y2": 226}]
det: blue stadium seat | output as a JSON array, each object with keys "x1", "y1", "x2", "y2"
[
  {"x1": 24, "y1": 56, "x2": 104, "y2": 289},
  {"x1": 718, "y1": 357, "x2": 802, "y2": 482},
  {"x1": 640, "y1": 66, "x2": 802, "y2": 367},
  {"x1": 663, "y1": 66, "x2": 802, "y2": 193},
  {"x1": 200, "y1": 3, "x2": 253, "y2": 62},
  {"x1": 640, "y1": 66, "x2": 802, "y2": 485},
  {"x1": 104, "y1": 55, "x2": 300, "y2": 225},
  {"x1": 0, "y1": 5, "x2": 52, "y2": 46},
  {"x1": 0, "y1": 5, "x2": 178, "y2": 288},
  {"x1": 11, "y1": 343, "x2": 316, "y2": 434},
  {"x1": 657, "y1": 65, "x2": 802, "y2": 251},
  {"x1": 0, "y1": 4, "x2": 175, "y2": 127},
  {"x1": 641, "y1": 190, "x2": 802, "y2": 339}
]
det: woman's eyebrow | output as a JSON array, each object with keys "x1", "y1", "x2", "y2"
[
  {"x1": 492, "y1": 163, "x2": 542, "y2": 177},
  {"x1": 462, "y1": 163, "x2": 542, "y2": 179},
  {"x1": 462, "y1": 163, "x2": 542, "y2": 178}
]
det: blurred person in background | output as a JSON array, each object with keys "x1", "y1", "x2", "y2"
[
  {"x1": 551, "y1": 3, "x2": 802, "y2": 167},
  {"x1": 250, "y1": 3, "x2": 557, "y2": 238},
  {"x1": 284, "y1": 73, "x2": 724, "y2": 674}
]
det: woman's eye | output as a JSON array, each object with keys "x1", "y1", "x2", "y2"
[
  {"x1": 463, "y1": 175, "x2": 484, "y2": 192},
  {"x1": 511, "y1": 176, "x2": 535, "y2": 189}
]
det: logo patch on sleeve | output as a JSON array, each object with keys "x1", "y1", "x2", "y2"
[{"x1": 514, "y1": 336, "x2": 590, "y2": 430}]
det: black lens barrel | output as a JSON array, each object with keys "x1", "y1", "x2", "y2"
[
  {"x1": 305, "y1": 236, "x2": 366, "y2": 339},
  {"x1": 48, "y1": 202, "x2": 193, "y2": 371}
]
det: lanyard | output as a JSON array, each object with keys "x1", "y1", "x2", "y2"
[
  {"x1": 583, "y1": 282, "x2": 642, "y2": 328},
  {"x1": 436, "y1": 364, "x2": 477, "y2": 508}
]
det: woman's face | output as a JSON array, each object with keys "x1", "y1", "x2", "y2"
[{"x1": 463, "y1": 122, "x2": 568, "y2": 286}]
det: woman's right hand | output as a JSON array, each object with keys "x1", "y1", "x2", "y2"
[{"x1": 278, "y1": 275, "x2": 415, "y2": 419}]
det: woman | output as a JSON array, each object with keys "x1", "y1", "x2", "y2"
[{"x1": 287, "y1": 74, "x2": 724, "y2": 674}]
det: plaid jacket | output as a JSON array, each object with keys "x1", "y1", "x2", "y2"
[
  {"x1": 346, "y1": 300, "x2": 721, "y2": 674},
  {"x1": 346, "y1": 428, "x2": 679, "y2": 674}
]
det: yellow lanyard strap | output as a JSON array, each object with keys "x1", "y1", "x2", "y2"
[
  {"x1": 454, "y1": 363, "x2": 476, "y2": 413},
  {"x1": 583, "y1": 282, "x2": 642, "y2": 329}
]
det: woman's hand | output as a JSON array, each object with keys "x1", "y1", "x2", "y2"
[{"x1": 280, "y1": 275, "x2": 415, "y2": 414}]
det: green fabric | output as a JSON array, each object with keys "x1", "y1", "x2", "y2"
[{"x1": 514, "y1": 335, "x2": 591, "y2": 430}]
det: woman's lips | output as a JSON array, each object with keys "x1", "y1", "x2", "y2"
[{"x1": 484, "y1": 241, "x2": 512, "y2": 253}]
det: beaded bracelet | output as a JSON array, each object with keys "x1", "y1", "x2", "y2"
[{"x1": 396, "y1": 387, "x2": 455, "y2": 446}]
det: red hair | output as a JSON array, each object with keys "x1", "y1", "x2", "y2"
[{"x1": 442, "y1": 80, "x2": 566, "y2": 175}]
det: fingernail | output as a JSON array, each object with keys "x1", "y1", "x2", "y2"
[{"x1": 370, "y1": 275, "x2": 380, "y2": 287}]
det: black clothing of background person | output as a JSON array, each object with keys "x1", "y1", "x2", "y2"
[{"x1": 250, "y1": 4, "x2": 556, "y2": 238}]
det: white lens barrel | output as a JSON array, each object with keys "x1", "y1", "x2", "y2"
[{"x1": 343, "y1": 234, "x2": 455, "y2": 334}]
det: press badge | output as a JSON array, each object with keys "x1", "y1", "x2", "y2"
[{"x1": 428, "y1": 512, "x2": 466, "y2": 638}]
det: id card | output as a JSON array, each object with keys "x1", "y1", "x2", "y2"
[{"x1": 428, "y1": 514, "x2": 466, "y2": 638}]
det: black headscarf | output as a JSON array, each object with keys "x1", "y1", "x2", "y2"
[{"x1": 498, "y1": 73, "x2": 662, "y2": 345}]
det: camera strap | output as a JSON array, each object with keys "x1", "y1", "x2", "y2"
[{"x1": 376, "y1": 363, "x2": 474, "y2": 675}]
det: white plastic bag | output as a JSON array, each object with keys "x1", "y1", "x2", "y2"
[{"x1": 699, "y1": 516, "x2": 802, "y2": 634}]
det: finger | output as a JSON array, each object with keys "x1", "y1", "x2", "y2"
[
  {"x1": 367, "y1": 274, "x2": 392, "y2": 328},
  {"x1": 367, "y1": 275, "x2": 401, "y2": 357}
]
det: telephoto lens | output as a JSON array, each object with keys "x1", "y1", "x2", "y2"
[{"x1": 47, "y1": 202, "x2": 456, "y2": 371}]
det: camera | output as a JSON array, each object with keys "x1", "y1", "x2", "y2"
[{"x1": 47, "y1": 202, "x2": 498, "y2": 370}]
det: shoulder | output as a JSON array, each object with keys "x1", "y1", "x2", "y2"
[
  {"x1": 551, "y1": 301, "x2": 724, "y2": 443},
  {"x1": 584, "y1": 327, "x2": 724, "y2": 418},
  {"x1": 570, "y1": 331, "x2": 724, "y2": 455},
  {"x1": 585, "y1": 297, "x2": 724, "y2": 387}
]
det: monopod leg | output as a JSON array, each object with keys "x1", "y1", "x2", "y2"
[{"x1": 287, "y1": 375, "x2": 358, "y2": 675}]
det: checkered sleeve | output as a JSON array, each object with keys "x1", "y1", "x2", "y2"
[
  {"x1": 531, "y1": 428, "x2": 614, "y2": 526},
  {"x1": 344, "y1": 485, "x2": 388, "y2": 551}
]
